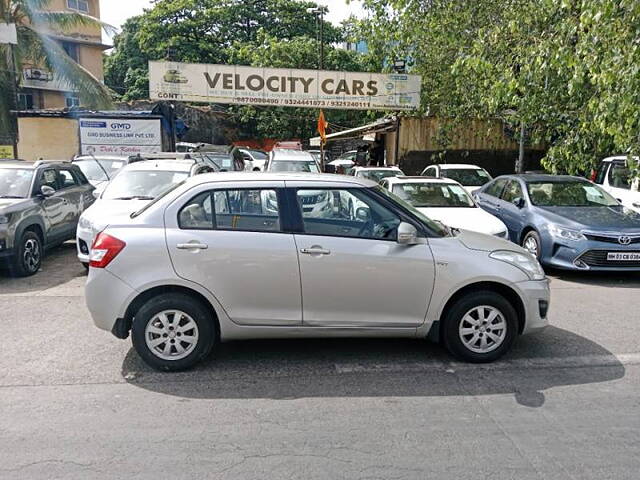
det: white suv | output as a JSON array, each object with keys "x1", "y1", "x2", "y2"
[
  {"x1": 85, "y1": 173, "x2": 549, "y2": 371},
  {"x1": 593, "y1": 156, "x2": 640, "y2": 213}
]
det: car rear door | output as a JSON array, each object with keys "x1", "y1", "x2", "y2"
[
  {"x1": 35, "y1": 168, "x2": 68, "y2": 243},
  {"x1": 291, "y1": 183, "x2": 435, "y2": 328},
  {"x1": 56, "y1": 167, "x2": 87, "y2": 238},
  {"x1": 165, "y1": 181, "x2": 302, "y2": 326}
]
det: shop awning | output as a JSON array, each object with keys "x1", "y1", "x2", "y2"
[{"x1": 309, "y1": 117, "x2": 397, "y2": 147}]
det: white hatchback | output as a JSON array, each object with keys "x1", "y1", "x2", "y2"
[
  {"x1": 85, "y1": 173, "x2": 549, "y2": 371},
  {"x1": 380, "y1": 176, "x2": 508, "y2": 238}
]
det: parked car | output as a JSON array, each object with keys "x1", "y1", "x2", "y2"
[
  {"x1": 76, "y1": 159, "x2": 216, "y2": 268},
  {"x1": 237, "y1": 148, "x2": 268, "y2": 172},
  {"x1": 380, "y1": 176, "x2": 508, "y2": 238},
  {"x1": 72, "y1": 155, "x2": 131, "y2": 194},
  {"x1": 325, "y1": 158, "x2": 355, "y2": 175},
  {"x1": 335, "y1": 150, "x2": 358, "y2": 163},
  {"x1": 351, "y1": 166, "x2": 404, "y2": 182},
  {"x1": 0, "y1": 160, "x2": 95, "y2": 276},
  {"x1": 264, "y1": 149, "x2": 321, "y2": 173},
  {"x1": 203, "y1": 152, "x2": 246, "y2": 172},
  {"x1": 592, "y1": 156, "x2": 640, "y2": 213},
  {"x1": 85, "y1": 172, "x2": 549, "y2": 371},
  {"x1": 421, "y1": 164, "x2": 493, "y2": 194},
  {"x1": 475, "y1": 174, "x2": 640, "y2": 271}
]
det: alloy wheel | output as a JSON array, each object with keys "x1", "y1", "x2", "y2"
[
  {"x1": 144, "y1": 310, "x2": 200, "y2": 361},
  {"x1": 458, "y1": 305, "x2": 507, "y2": 354},
  {"x1": 524, "y1": 236, "x2": 539, "y2": 257},
  {"x1": 23, "y1": 238, "x2": 41, "y2": 273}
]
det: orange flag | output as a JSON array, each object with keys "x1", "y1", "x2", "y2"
[{"x1": 317, "y1": 109, "x2": 328, "y2": 145}]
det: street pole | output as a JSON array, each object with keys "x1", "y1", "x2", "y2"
[{"x1": 1, "y1": 23, "x2": 19, "y2": 159}]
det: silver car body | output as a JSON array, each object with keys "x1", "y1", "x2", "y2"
[{"x1": 86, "y1": 173, "x2": 549, "y2": 344}]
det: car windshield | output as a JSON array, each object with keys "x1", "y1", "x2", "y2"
[
  {"x1": 441, "y1": 168, "x2": 491, "y2": 186},
  {"x1": 359, "y1": 169, "x2": 402, "y2": 182},
  {"x1": 392, "y1": 183, "x2": 475, "y2": 208},
  {"x1": 102, "y1": 170, "x2": 189, "y2": 200},
  {"x1": 248, "y1": 150, "x2": 267, "y2": 160},
  {"x1": 0, "y1": 168, "x2": 33, "y2": 198},
  {"x1": 271, "y1": 161, "x2": 320, "y2": 173},
  {"x1": 207, "y1": 155, "x2": 233, "y2": 169},
  {"x1": 74, "y1": 158, "x2": 126, "y2": 181},
  {"x1": 375, "y1": 186, "x2": 450, "y2": 237},
  {"x1": 527, "y1": 181, "x2": 619, "y2": 207}
]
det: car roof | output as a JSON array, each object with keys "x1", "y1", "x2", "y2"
[
  {"x1": 436, "y1": 164, "x2": 485, "y2": 170},
  {"x1": 120, "y1": 159, "x2": 198, "y2": 173},
  {"x1": 184, "y1": 172, "x2": 377, "y2": 187},
  {"x1": 270, "y1": 149, "x2": 315, "y2": 161},
  {"x1": 0, "y1": 159, "x2": 75, "y2": 169},
  {"x1": 387, "y1": 176, "x2": 459, "y2": 185},
  {"x1": 354, "y1": 166, "x2": 402, "y2": 171},
  {"x1": 73, "y1": 155, "x2": 129, "y2": 161},
  {"x1": 507, "y1": 174, "x2": 588, "y2": 183},
  {"x1": 602, "y1": 155, "x2": 639, "y2": 163}
]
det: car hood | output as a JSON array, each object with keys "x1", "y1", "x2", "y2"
[
  {"x1": 81, "y1": 199, "x2": 150, "y2": 227},
  {"x1": 416, "y1": 207, "x2": 506, "y2": 235},
  {"x1": 537, "y1": 205, "x2": 640, "y2": 232},
  {"x1": 0, "y1": 198, "x2": 26, "y2": 210},
  {"x1": 455, "y1": 229, "x2": 525, "y2": 253}
]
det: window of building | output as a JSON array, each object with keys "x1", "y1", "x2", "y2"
[
  {"x1": 65, "y1": 95, "x2": 80, "y2": 108},
  {"x1": 17, "y1": 93, "x2": 34, "y2": 110},
  {"x1": 61, "y1": 42, "x2": 80, "y2": 62},
  {"x1": 67, "y1": 0, "x2": 89, "y2": 13}
]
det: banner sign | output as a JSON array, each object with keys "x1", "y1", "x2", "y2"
[
  {"x1": 79, "y1": 118, "x2": 162, "y2": 155},
  {"x1": 149, "y1": 61, "x2": 422, "y2": 111},
  {"x1": 0, "y1": 23, "x2": 17, "y2": 45},
  {"x1": 0, "y1": 145, "x2": 15, "y2": 158}
]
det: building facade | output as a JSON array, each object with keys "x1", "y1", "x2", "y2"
[{"x1": 18, "y1": 0, "x2": 109, "y2": 111}]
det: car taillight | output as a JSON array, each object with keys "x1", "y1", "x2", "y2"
[{"x1": 89, "y1": 233, "x2": 126, "y2": 268}]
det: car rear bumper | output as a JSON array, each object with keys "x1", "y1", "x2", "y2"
[
  {"x1": 516, "y1": 279, "x2": 550, "y2": 335},
  {"x1": 86, "y1": 268, "x2": 137, "y2": 333}
]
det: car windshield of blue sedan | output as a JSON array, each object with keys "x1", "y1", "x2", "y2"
[
  {"x1": 392, "y1": 183, "x2": 475, "y2": 208},
  {"x1": 527, "y1": 181, "x2": 619, "y2": 207}
]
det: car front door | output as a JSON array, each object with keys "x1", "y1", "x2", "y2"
[
  {"x1": 34, "y1": 168, "x2": 68, "y2": 243},
  {"x1": 497, "y1": 180, "x2": 527, "y2": 241},
  {"x1": 291, "y1": 184, "x2": 435, "y2": 327},
  {"x1": 165, "y1": 182, "x2": 302, "y2": 326}
]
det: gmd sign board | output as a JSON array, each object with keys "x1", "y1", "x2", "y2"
[{"x1": 149, "y1": 61, "x2": 421, "y2": 111}]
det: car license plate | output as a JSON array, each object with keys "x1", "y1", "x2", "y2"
[{"x1": 607, "y1": 252, "x2": 640, "y2": 261}]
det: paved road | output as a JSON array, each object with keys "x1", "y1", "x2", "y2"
[{"x1": 1, "y1": 244, "x2": 639, "y2": 479}]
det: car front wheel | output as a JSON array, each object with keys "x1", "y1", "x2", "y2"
[
  {"x1": 442, "y1": 291, "x2": 518, "y2": 363},
  {"x1": 11, "y1": 231, "x2": 43, "y2": 277},
  {"x1": 522, "y1": 230, "x2": 542, "y2": 259},
  {"x1": 131, "y1": 293, "x2": 216, "y2": 371}
]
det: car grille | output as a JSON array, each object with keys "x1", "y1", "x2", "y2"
[
  {"x1": 584, "y1": 233, "x2": 640, "y2": 244},
  {"x1": 576, "y1": 250, "x2": 640, "y2": 268}
]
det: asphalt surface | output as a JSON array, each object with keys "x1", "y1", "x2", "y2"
[{"x1": 1, "y1": 243, "x2": 640, "y2": 479}]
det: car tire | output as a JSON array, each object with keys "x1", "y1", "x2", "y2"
[
  {"x1": 11, "y1": 230, "x2": 43, "y2": 277},
  {"x1": 442, "y1": 290, "x2": 518, "y2": 363},
  {"x1": 131, "y1": 293, "x2": 216, "y2": 371},
  {"x1": 522, "y1": 230, "x2": 542, "y2": 259}
]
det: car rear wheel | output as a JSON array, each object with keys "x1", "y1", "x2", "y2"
[
  {"x1": 131, "y1": 293, "x2": 216, "y2": 371},
  {"x1": 522, "y1": 230, "x2": 542, "y2": 259},
  {"x1": 442, "y1": 291, "x2": 518, "y2": 363},
  {"x1": 11, "y1": 231, "x2": 43, "y2": 277}
]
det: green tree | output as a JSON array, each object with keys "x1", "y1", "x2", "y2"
[{"x1": 1, "y1": 0, "x2": 113, "y2": 140}]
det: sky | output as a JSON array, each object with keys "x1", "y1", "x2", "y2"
[{"x1": 100, "y1": 0, "x2": 366, "y2": 42}]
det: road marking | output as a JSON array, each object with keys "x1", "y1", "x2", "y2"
[{"x1": 334, "y1": 353, "x2": 640, "y2": 374}]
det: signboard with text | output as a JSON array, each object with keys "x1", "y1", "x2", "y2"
[
  {"x1": 0, "y1": 145, "x2": 15, "y2": 158},
  {"x1": 149, "y1": 61, "x2": 422, "y2": 111},
  {"x1": 79, "y1": 118, "x2": 163, "y2": 155}
]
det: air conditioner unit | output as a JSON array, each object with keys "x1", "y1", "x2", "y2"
[{"x1": 23, "y1": 68, "x2": 53, "y2": 82}]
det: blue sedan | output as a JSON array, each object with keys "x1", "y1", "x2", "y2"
[{"x1": 474, "y1": 174, "x2": 640, "y2": 271}]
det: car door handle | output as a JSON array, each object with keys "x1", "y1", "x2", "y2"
[
  {"x1": 177, "y1": 242, "x2": 209, "y2": 250},
  {"x1": 300, "y1": 247, "x2": 331, "y2": 255}
]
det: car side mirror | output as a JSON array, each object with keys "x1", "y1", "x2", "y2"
[
  {"x1": 513, "y1": 197, "x2": 525, "y2": 208},
  {"x1": 355, "y1": 207, "x2": 371, "y2": 222},
  {"x1": 40, "y1": 185, "x2": 55, "y2": 198},
  {"x1": 397, "y1": 222, "x2": 422, "y2": 245},
  {"x1": 92, "y1": 189, "x2": 101, "y2": 199}
]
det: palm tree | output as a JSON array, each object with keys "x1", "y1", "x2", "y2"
[{"x1": 1, "y1": 0, "x2": 114, "y2": 142}]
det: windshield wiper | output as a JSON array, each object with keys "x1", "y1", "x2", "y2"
[
  {"x1": 0, "y1": 195, "x2": 23, "y2": 199},
  {"x1": 113, "y1": 196, "x2": 154, "y2": 200}
]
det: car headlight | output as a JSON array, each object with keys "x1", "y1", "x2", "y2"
[
  {"x1": 547, "y1": 224, "x2": 585, "y2": 241},
  {"x1": 0, "y1": 214, "x2": 10, "y2": 224},
  {"x1": 489, "y1": 250, "x2": 546, "y2": 281},
  {"x1": 78, "y1": 216, "x2": 93, "y2": 230}
]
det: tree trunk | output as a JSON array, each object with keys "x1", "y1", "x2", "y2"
[{"x1": 517, "y1": 121, "x2": 526, "y2": 173}]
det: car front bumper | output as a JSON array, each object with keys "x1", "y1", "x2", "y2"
[
  {"x1": 76, "y1": 224, "x2": 94, "y2": 264},
  {"x1": 540, "y1": 234, "x2": 640, "y2": 271},
  {"x1": 516, "y1": 279, "x2": 550, "y2": 335}
]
